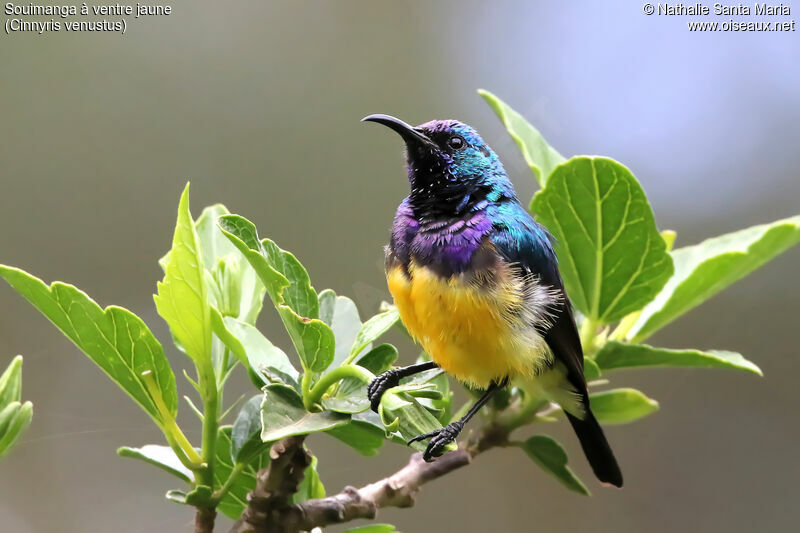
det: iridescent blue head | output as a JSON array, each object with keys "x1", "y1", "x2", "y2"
[{"x1": 362, "y1": 114, "x2": 517, "y2": 218}]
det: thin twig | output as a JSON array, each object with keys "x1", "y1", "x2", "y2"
[{"x1": 285, "y1": 449, "x2": 473, "y2": 531}]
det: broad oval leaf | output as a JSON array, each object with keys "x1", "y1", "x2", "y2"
[
  {"x1": 589, "y1": 388, "x2": 659, "y2": 425},
  {"x1": 326, "y1": 418, "x2": 385, "y2": 456},
  {"x1": 0, "y1": 267, "x2": 177, "y2": 425},
  {"x1": 261, "y1": 384, "x2": 349, "y2": 442},
  {"x1": 280, "y1": 313, "x2": 336, "y2": 373},
  {"x1": 629, "y1": 216, "x2": 800, "y2": 341},
  {"x1": 117, "y1": 444, "x2": 193, "y2": 483},
  {"x1": 317, "y1": 289, "x2": 363, "y2": 371},
  {"x1": 321, "y1": 379, "x2": 370, "y2": 414},
  {"x1": 479, "y1": 89, "x2": 565, "y2": 187},
  {"x1": 214, "y1": 426, "x2": 271, "y2": 520},
  {"x1": 531, "y1": 157, "x2": 673, "y2": 323},
  {"x1": 350, "y1": 308, "x2": 400, "y2": 360},
  {"x1": 218, "y1": 214, "x2": 317, "y2": 318},
  {"x1": 217, "y1": 215, "x2": 289, "y2": 301},
  {"x1": 261, "y1": 239, "x2": 319, "y2": 319},
  {"x1": 356, "y1": 344, "x2": 398, "y2": 375},
  {"x1": 231, "y1": 395, "x2": 267, "y2": 463},
  {"x1": 292, "y1": 455, "x2": 326, "y2": 503},
  {"x1": 519, "y1": 435, "x2": 589, "y2": 495},
  {"x1": 219, "y1": 215, "x2": 335, "y2": 372},
  {"x1": 595, "y1": 341, "x2": 761, "y2": 375},
  {"x1": 211, "y1": 311, "x2": 299, "y2": 388},
  {"x1": 583, "y1": 356, "x2": 602, "y2": 381},
  {"x1": 154, "y1": 183, "x2": 212, "y2": 364}
]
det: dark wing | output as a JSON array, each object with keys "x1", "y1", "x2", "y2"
[
  {"x1": 491, "y1": 204, "x2": 624, "y2": 487},
  {"x1": 489, "y1": 206, "x2": 586, "y2": 390}
]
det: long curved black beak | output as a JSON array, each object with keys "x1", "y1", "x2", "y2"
[{"x1": 361, "y1": 114, "x2": 433, "y2": 147}]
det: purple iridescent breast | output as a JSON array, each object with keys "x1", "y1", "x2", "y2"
[{"x1": 388, "y1": 199, "x2": 493, "y2": 276}]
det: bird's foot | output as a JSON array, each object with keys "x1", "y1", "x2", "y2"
[
  {"x1": 367, "y1": 368, "x2": 402, "y2": 412},
  {"x1": 407, "y1": 420, "x2": 465, "y2": 462}
]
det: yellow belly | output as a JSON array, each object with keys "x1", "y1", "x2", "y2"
[{"x1": 387, "y1": 262, "x2": 551, "y2": 388}]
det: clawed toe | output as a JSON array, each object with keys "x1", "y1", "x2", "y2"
[
  {"x1": 408, "y1": 421, "x2": 464, "y2": 462},
  {"x1": 367, "y1": 369, "x2": 401, "y2": 412}
]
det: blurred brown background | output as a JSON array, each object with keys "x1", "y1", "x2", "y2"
[{"x1": 1, "y1": 1, "x2": 799, "y2": 532}]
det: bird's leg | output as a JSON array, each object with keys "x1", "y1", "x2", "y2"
[
  {"x1": 408, "y1": 377, "x2": 509, "y2": 462},
  {"x1": 368, "y1": 361, "x2": 439, "y2": 412}
]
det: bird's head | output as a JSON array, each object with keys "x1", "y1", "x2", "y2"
[{"x1": 363, "y1": 114, "x2": 516, "y2": 217}]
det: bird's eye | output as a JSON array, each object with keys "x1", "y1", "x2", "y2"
[{"x1": 448, "y1": 135, "x2": 466, "y2": 150}]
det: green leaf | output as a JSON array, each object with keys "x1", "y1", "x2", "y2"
[
  {"x1": 356, "y1": 344, "x2": 399, "y2": 374},
  {"x1": 519, "y1": 435, "x2": 589, "y2": 495},
  {"x1": 292, "y1": 455, "x2": 326, "y2": 503},
  {"x1": 0, "y1": 400, "x2": 32, "y2": 459},
  {"x1": 595, "y1": 341, "x2": 761, "y2": 375},
  {"x1": 154, "y1": 183, "x2": 212, "y2": 364},
  {"x1": 319, "y1": 345, "x2": 399, "y2": 421},
  {"x1": 217, "y1": 214, "x2": 287, "y2": 299},
  {"x1": 343, "y1": 525, "x2": 399, "y2": 533},
  {"x1": 629, "y1": 216, "x2": 800, "y2": 341},
  {"x1": 405, "y1": 357, "x2": 452, "y2": 422},
  {"x1": 479, "y1": 89, "x2": 565, "y2": 187},
  {"x1": 260, "y1": 384, "x2": 349, "y2": 442},
  {"x1": 231, "y1": 395, "x2": 267, "y2": 463},
  {"x1": 531, "y1": 157, "x2": 673, "y2": 323},
  {"x1": 219, "y1": 213, "x2": 318, "y2": 319},
  {"x1": 211, "y1": 311, "x2": 299, "y2": 388},
  {"x1": 0, "y1": 355, "x2": 23, "y2": 407},
  {"x1": 326, "y1": 419, "x2": 385, "y2": 456},
  {"x1": 321, "y1": 386, "x2": 370, "y2": 414},
  {"x1": 196, "y1": 205, "x2": 266, "y2": 325},
  {"x1": 317, "y1": 290, "x2": 363, "y2": 370},
  {"x1": 335, "y1": 344, "x2": 400, "y2": 402},
  {"x1": 219, "y1": 215, "x2": 335, "y2": 372},
  {"x1": 117, "y1": 444, "x2": 193, "y2": 483},
  {"x1": 379, "y1": 388, "x2": 451, "y2": 452},
  {"x1": 350, "y1": 308, "x2": 400, "y2": 360},
  {"x1": 0, "y1": 402, "x2": 20, "y2": 436},
  {"x1": 589, "y1": 388, "x2": 659, "y2": 425},
  {"x1": 0, "y1": 267, "x2": 177, "y2": 426},
  {"x1": 260, "y1": 238, "x2": 319, "y2": 318},
  {"x1": 213, "y1": 426, "x2": 270, "y2": 520},
  {"x1": 583, "y1": 356, "x2": 602, "y2": 381}
]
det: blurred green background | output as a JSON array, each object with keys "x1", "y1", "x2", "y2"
[{"x1": 1, "y1": 1, "x2": 799, "y2": 531}]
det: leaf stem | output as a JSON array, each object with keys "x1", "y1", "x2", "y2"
[
  {"x1": 141, "y1": 369, "x2": 204, "y2": 467},
  {"x1": 305, "y1": 365, "x2": 375, "y2": 409},
  {"x1": 162, "y1": 417, "x2": 205, "y2": 468},
  {"x1": 608, "y1": 310, "x2": 641, "y2": 342},
  {"x1": 301, "y1": 371, "x2": 314, "y2": 411},
  {"x1": 197, "y1": 364, "x2": 219, "y2": 490},
  {"x1": 210, "y1": 461, "x2": 246, "y2": 505},
  {"x1": 579, "y1": 317, "x2": 600, "y2": 356}
]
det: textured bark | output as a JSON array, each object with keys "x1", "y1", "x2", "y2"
[
  {"x1": 194, "y1": 507, "x2": 216, "y2": 533},
  {"x1": 228, "y1": 436, "x2": 311, "y2": 533},
  {"x1": 227, "y1": 418, "x2": 513, "y2": 532},
  {"x1": 287, "y1": 449, "x2": 473, "y2": 531}
]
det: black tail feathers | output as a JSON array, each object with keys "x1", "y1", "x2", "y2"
[{"x1": 565, "y1": 409, "x2": 623, "y2": 488}]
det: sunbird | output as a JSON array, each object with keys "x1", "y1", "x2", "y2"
[{"x1": 362, "y1": 114, "x2": 623, "y2": 487}]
